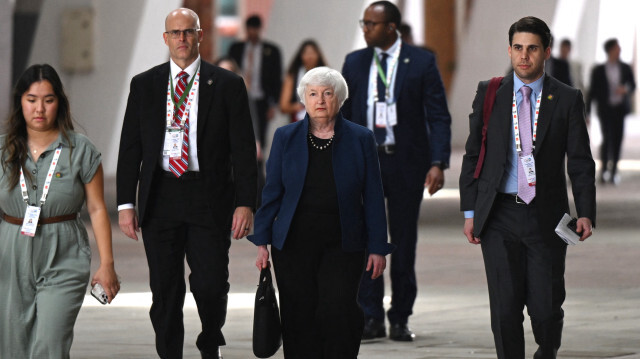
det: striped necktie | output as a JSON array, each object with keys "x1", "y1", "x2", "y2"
[{"x1": 169, "y1": 71, "x2": 190, "y2": 177}]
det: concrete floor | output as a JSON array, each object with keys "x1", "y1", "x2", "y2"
[{"x1": 70, "y1": 118, "x2": 640, "y2": 358}]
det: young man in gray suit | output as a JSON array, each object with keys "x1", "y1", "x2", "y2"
[{"x1": 460, "y1": 16, "x2": 596, "y2": 359}]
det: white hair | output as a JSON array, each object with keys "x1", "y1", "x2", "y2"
[{"x1": 297, "y1": 66, "x2": 349, "y2": 107}]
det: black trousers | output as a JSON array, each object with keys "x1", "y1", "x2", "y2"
[
  {"x1": 598, "y1": 104, "x2": 627, "y2": 177},
  {"x1": 142, "y1": 173, "x2": 231, "y2": 358},
  {"x1": 359, "y1": 152, "x2": 424, "y2": 325},
  {"x1": 272, "y1": 212, "x2": 365, "y2": 359},
  {"x1": 481, "y1": 196, "x2": 567, "y2": 359}
]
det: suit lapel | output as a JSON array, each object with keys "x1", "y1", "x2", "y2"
[
  {"x1": 534, "y1": 75, "x2": 558, "y2": 155},
  {"x1": 288, "y1": 119, "x2": 309, "y2": 197},
  {"x1": 197, "y1": 62, "x2": 216, "y2": 140},
  {"x1": 355, "y1": 49, "x2": 374, "y2": 127},
  {"x1": 494, "y1": 75, "x2": 514, "y2": 154},
  {"x1": 393, "y1": 43, "x2": 410, "y2": 100},
  {"x1": 152, "y1": 64, "x2": 171, "y2": 156}
]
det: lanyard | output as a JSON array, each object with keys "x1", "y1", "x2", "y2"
[
  {"x1": 372, "y1": 42, "x2": 401, "y2": 102},
  {"x1": 20, "y1": 145, "x2": 63, "y2": 206},
  {"x1": 166, "y1": 68, "x2": 200, "y2": 128},
  {"x1": 512, "y1": 90, "x2": 542, "y2": 153}
]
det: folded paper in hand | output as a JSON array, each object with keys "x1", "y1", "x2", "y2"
[{"x1": 555, "y1": 213, "x2": 580, "y2": 245}]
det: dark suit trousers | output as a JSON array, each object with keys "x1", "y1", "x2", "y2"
[
  {"x1": 481, "y1": 196, "x2": 567, "y2": 359},
  {"x1": 358, "y1": 152, "x2": 424, "y2": 325},
  {"x1": 272, "y1": 212, "x2": 366, "y2": 359},
  {"x1": 598, "y1": 104, "x2": 626, "y2": 176},
  {"x1": 141, "y1": 172, "x2": 231, "y2": 358}
]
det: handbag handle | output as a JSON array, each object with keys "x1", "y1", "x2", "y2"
[{"x1": 259, "y1": 261, "x2": 273, "y2": 287}]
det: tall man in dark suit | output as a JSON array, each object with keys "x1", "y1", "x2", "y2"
[
  {"x1": 228, "y1": 15, "x2": 282, "y2": 151},
  {"x1": 460, "y1": 17, "x2": 596, "y2": 359},
  {"x1": 117, "y1": 8, "x2": 257, "y2": 359},
  {"x1": 341, "y1": 1, "x2": 451, "y2": 342},
  {"x1": 587, "y1": 38, "x2": 636, "y2": 184}
]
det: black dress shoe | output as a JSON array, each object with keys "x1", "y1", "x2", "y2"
[
  {"x1": 389, "y1": 323, "x2": 415, "y2": 341},
  {"x1": 200, "y1": 348, "x2": 222, "y2": 359},
  {"x1": 362, "y1": 318, "x2": 386, "y2": 339}
]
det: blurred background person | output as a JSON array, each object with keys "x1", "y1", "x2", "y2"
[
  {"x1": 279, "y1": 39, "x2": 327, "y2": 123},
  {"x1": 0, "y1": 64, "x2": 119, "y2": 358},
  {"x1": 229, "y1": 15, "x2": 282, "y2": 153},
  {"x1": 249, "y1": 67, "x2": 394, "y2": 358},
  {"x1": 587, "y1": 38, "x2": 636, "y2": 185},
  {"x1": 545, "y1": 35, "x2": 572, "y2": 86},
  {"x1": 559, "y1": 38, "x2": 584, "y2": 93}
]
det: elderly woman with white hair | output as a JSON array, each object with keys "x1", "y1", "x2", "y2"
[{"x1": 248, "y1": 66, "x2": 393, "y2": 358}]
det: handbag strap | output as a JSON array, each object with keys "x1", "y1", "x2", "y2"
[
  {"x1": 474, "y1": 76, "x2": 503, "y2": 179},
  {"x1": 259, "y1": 262, "x2": 273, "y2": 286}
]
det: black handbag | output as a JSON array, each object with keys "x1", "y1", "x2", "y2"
[{"x1": 252, "y1": 262, "x2": 282, "y2": 358}]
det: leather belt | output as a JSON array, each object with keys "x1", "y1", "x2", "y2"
[
  {"x1": 161, "y1": 170, "x2": 201, "y2": 179},
  {"x1": 377, "y1": 144, "x2": 396, "y2": 155},
  {"x1": 2, "y1": 213, "x2": 78, "y2": 226},
  {"x1": 496, "y1": 192, "x2": 533, "y2": 205}
]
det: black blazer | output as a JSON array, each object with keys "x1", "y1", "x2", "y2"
[
  {"x1": 117, "y1": 61, "x2": 257, "y2": 229},
  {"x1": 460, "y1": 74, "x2": 596, "y2": 243},
  {"x1": 228, "y1": 40, "x2": 282, "y2": 104},
  {"x1": 587, "y1": 61, "x2": 635, "y2": 115}
]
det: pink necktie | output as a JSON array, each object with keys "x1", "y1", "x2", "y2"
[
  {"x1": 169, "y1": 71, "x2": 190, "y2": 177},
  {"x1": 517, "y1": 85, "x2": 535, "y2": 203}
]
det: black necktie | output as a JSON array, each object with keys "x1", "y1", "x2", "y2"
[{"x1": 375, "y1": 53, "x2": 388, "y2": 145}]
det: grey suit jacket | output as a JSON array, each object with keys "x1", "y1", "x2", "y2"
[{"x1": 459, "y1": 73, "x2": 596, "y2": 243}]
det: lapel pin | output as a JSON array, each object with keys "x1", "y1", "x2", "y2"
[
  {"x1": 55, "y1": 172, "x2": 62, "y2": 178},
  {"x1": 404, "y1": 58, "x2": 410, "y2": 63},
  {"x1": 207, "y1": 79, "x2": 213, "y2": 85},
  {"x1": 547, "y1": 94, "x2": 553, "y2": 100}
]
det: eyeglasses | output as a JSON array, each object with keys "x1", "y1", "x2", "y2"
[
  {"x1": 165, "y1": 28, "x2": 201, "y2": 39},
  {"x1": 359, "y1": 20, "x2": 388, "y2": 30}
]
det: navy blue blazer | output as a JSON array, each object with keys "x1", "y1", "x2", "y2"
[
  {"x1": 249, "y1": 114, "x2": 394, "y2": 255},
  {"x1": 341, "y1": 43, "x2": 451, "y2": 188}
]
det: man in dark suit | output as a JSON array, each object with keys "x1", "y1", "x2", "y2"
[
  {"x1": 460, "y1": 17, "x2": 596, "y2": 359},
  {"x1": 228, "y1": 15, "x2": 282, "y2": 151},
  {"x1": 587, "y1": 38, "x2": 636, "y2": 184},
  {"x1": 341, "y1": 1, "x2": 451, "y2": 342},
  {"x1": 545, "y1": 36, "x2": 572, "y2": 87},
  {"x1": 117, "y1": 8, "x2": 257, "y2": 359}
]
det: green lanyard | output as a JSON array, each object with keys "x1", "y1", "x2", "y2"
[
  {"x1": 169, "y1": 69, "x2": 198, "y2": 110},
  {"x1": 373, "y1": 52, "x2": 389, "y2": 89}
]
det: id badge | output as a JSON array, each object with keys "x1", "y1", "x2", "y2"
[
  {"x1": 163, "y1": 129, "x2": 183, "y2": 159},
  {"x1": 387, "y1": 103, "x2": 397, "y2": 127},
  {"x1": 520, "y1": 154, "x2": 536, "y2": 186},
  {"x1": 21, "y1": 205, "x2": 41, "y2": 237},
  {"x1": 375, "y1": 102, "x2": 387, "y2": 128}
]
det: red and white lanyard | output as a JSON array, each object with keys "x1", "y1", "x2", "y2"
[
  {"x1": 512, "y1": 90, "x2": 542, "y2": 152},
  {"x1": 19, "y1": 145, "x2": 63, "y2": 206},
  {"x1": 165, "y1": 68, "x2": 200, "y2": 128}
]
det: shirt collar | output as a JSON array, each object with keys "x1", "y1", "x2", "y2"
[
  {"x1": 170, "y1": 56, "x2": 201, "y2": 80},
  {"x1": 513, "y1": 71, "x2": 544, "y2": 96},
  {"x1": 375, "y1": 36, "x2": 401, "y2": 58}
]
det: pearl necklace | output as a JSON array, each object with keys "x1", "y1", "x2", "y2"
[{"x1": 308, "y1": 132, "x2": 334, "y2": 151}]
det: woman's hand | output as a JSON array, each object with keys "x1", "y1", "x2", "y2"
[
  {"x1": 91, "y1": 263, "x2": 120, "y2": 304},
  {"x1": 366, "y1": 254, "x2": 386, "y2": 279},
  {"x1": 256, "y1": 245, "x2": 270, "y2": 271}
]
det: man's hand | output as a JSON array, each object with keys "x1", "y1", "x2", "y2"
[
  {"x1": 425, "y1": 166, "x2": 445, "y2": 196},
  {"x1": 576, "y1": 217, "x2": 593, "y2": 241},
  {"x1": 464, "y1": 218, "x2": 481, "y2": 244},
  {"x1": 119, "y1": 208, "x2": 139, "y2": 241},
  {"x1": 231, "y1": 206, "x2": 254, "y2": 239},
  {"x1": 366, "y1": 254, "x2": 386, "y2": 279}
]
